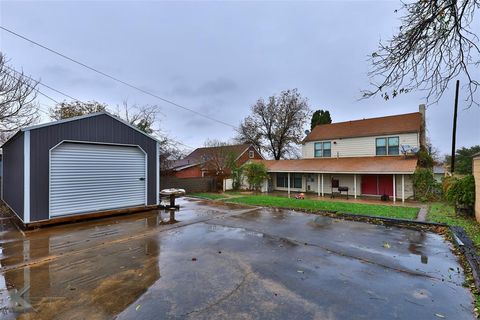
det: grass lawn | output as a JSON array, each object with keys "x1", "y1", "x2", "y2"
[
  {"x1": 427, "y1": 202, "x2": 480, "y2": 249},
  {"x1": 190, "y1": 193, "x2": 229, "y2": 200},
  {"x1": 192, "y1": 194, "x2": 419, "y2": 219}
]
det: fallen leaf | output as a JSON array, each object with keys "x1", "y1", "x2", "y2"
[
  {"x1": 383, "y1": 242, "x2": 391, "y2": 249},
  {"x1": 434, "y1": 313, "x2": 445, "y2": 318},
  {"x1": 297, "y1": 270, "x2": 304, "y2": 274},
  {"x1": 136, "y1": 305, "x2": 141, "y2": 311}
]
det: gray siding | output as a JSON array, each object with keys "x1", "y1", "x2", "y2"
[
  {"x1": 29, "y1": 114, "x2": 157, "y2": 222},
  {"x1": 2, "y1": 132, "x2": 24, "y2": 220}
]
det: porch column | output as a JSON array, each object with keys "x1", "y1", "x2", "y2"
[
  {"x1": 401, "y1": 174, "x2": 405, "y2": 203},
  {"x1": 393, "y1": 174, "x2": 396, "y2": 203},
  {"x1": 317, "y1": 174, "x2": 320, "y2": 196},
  {"x1": 354, "y1": 174, "x2": 357, "y2": 199},
  {"x1": 321, "y1": 173, "x2": 324, "y2": 196},
  {"x1": 288, "y1": 173, "x2": 291, "y2": 197}
]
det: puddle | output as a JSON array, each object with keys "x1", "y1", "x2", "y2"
[{"x1": 0, "y1": 200, "x2": 474, "y2": 319}]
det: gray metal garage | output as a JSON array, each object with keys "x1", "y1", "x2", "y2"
[{"x1": 1, "y1": 111, "x2": 160, "y2": 227}]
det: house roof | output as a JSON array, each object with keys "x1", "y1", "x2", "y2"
[
  {"x1": 255, "y1": 156, "x2": 418, "y2": 174},
  {"x1": 170, "y1": 144, "x2": 257, "y2": 170},
  {"x1": 2, "y1": 111, "x2": 161, "y2": 147},
  {"x1": 304, "y1": 112, "x2": 422, "y2": 142}
]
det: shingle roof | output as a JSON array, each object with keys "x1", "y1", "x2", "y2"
[
  {"x1": 170, "y1": 144, "x2": 251, "y2": 169},
  {"x1": 305, "y1": 112, "x2": 422, "y2": 142},
  {"x1": 255, "y1": 156, "x2": 418, "y2": 174}
]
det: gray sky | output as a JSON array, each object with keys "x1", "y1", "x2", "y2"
[{"x1": 1, "y1": 0, "x2": 479, "y2": 156}]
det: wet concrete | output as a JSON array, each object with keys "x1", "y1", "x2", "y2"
[{"x1": 0, "y1": 198, "x2": 474, "y2": 319}]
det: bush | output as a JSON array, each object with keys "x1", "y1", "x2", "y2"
[
  {"x1": 231, "y1": 166, "x2": 243, "y2": 191},
  {"x1": 413, "y1": 167, "x2": 442, "y2": 201},
  {"x1": 444, "y1": 175, "x2": 475, "y2": 215},
  {"x1": 241, "y1": 162, "x2": 269, "y2": 191},
  {"x1": 417, "y1": 145, "x2": 434, "y2": 168}
]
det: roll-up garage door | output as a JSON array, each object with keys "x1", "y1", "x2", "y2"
[{"x1": 50, "y1": 142, "x2": 146, "y2": 217}]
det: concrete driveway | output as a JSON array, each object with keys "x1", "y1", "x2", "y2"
[{"x1": 0, "y1": 198, "x2": 474, "y2": 319}]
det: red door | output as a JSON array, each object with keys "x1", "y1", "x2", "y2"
[
  {"x1": 378, "y1": 175, "x2": 394, "y2": 196},
  {"x1": 361, "y1": 175, "x2": 378, "y2": 195}
]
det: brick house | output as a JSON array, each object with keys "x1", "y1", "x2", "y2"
[
  {"x1": 255, "y1": 105, "x2": 427, "y2": 202},
  {"x1": 169, "y1": 144, "x2": 263, "y2": 178}
]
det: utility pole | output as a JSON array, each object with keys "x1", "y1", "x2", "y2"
[{"x1": 451, "y1": 80, "x2": 460, "y2": 174}]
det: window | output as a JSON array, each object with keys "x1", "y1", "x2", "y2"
[
  {"x1": 376, "y1": 136, "x2": 399, "y2": 155},
  {"x1": 292, "y1": 174, "x2": 302, "y2": 188},
  {"x1": 276, "y1": 173, "x2": 302, "y2": 188},
  {"x1": 314, "y1": 142, "x2": 332, "y2": 158},
  {"x1": 388, "y1": 137, "x2": 399, "y2": 155},
  {"x1": 376, "y1": 138, "x2": 386, "y2": 155},
  {"x1": 248, "y1": 150, "x2": 255, "y2": 158},
  {"x1": 277, "y1": 173, "x2": 288, "y2": 188}
]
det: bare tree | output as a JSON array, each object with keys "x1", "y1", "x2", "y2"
[
  {"x1": 116, "y1": 100, "x2": 187, "y2": 171},
  {"x1": 0, "y1": 53, "x2": 39, "y2": 140},
  {"x1": 201, "y1": 139, "x2": 237, "y2": 175},
  {"x1": 50, "y1": 100, "x2": 107, "y2": 120},
  {"x1": 158, "y1": 134, "x2": 187, "y2": 173},
  {"x1": 236, "y1": 89, "x2": 311, "y2": 160},
  {"x1": 364, "y1": 1, "x2": 480, "y2": 106},
  {"x1": 116, "y1": 100, "x2": 160, "y2": 134}
]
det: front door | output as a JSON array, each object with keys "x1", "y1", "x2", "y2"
[
  {"x1": 378, "y1": 175, "x2": 394, "y2": 196},
  {"x1": 361, "y1": 175, "x2": 378, "y2": 195},
  {"x1": 361, "y1": 174, "x2": 394, "y2": 196}
]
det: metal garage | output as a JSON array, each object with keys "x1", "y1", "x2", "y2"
[{"x1": 1, "y1": 112, "x2": 160, "y2": 227}]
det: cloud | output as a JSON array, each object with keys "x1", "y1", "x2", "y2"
[{"x1": 170, "y1": 77, "x2": 237, "y2": 97}]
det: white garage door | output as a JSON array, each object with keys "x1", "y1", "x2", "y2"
[{"x1": 50, "y1": 142, "x2": 146, "y2": 217}]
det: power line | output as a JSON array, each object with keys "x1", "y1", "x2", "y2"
[
  {"x1": 0, "y1": 25, "x2": 238, "y2": 130},
  {"x1": 5, "y1": 68, "x2": 59, "y2": 106},
  {"x1": 4, "y1": 64, "x2": 79, "y2": 101},
  {"x1": 5, "y1": 66, "x2": 195, "y2": 149}
]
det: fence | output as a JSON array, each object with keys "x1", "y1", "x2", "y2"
[{"x1": 160, "y1": 176, "x2": 219, "y2": 194}]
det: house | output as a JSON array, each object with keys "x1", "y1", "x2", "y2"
[
  {"x1": 1, "y1": 112, "x2": 160, "y2": 227},
  {"x1": 169, "y1": 144, "x2": 263, "y2": 178},
  {"x1": 256, "y1": 105, "x2": 426, "y2": 203},
  {"x1": 473, "y1": 153, "x2": 480, "y2": 222},
  {"x1": 433, "y1": 164, "x2": 446, "y2": 182}
]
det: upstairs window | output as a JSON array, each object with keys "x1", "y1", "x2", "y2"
[
  {"x1": 314, "y1": 142, "x2": 331, "y2": 158},
  {"x1": 376, "y1": 136, "x2": 399, "y2": 155},
  {"x1": 388, "y1": 137, "x2": 399, "y2": 155},
  {"x1": 248, "y1": 150, "x2": 255, "y2": 158},
  {"x1": 376, "y1": 138, "x2": 387, "y2": 155}
]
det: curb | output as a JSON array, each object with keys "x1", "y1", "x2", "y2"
[{"x1": 449, "y1": 226, "x2": 480, "y2": 292}]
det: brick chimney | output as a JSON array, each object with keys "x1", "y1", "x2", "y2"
[{"x1": 419, "y1": 104, "x2": 426, "y2": 147}]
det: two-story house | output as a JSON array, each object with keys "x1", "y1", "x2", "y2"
[{"x1": 256, "y1": 105, "x2": 426, "y2": 202}]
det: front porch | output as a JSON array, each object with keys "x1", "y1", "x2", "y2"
[{"x1": 265, "y1": 172, "x2": 414, "y2": 203}]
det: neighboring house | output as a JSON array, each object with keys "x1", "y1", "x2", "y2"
[
  {"x1": 169, "y1": 144, "x2": 263, "y2": 178},
  {"x1": 433, "y1": 164, "x2": 446, "y2": 182},
  {"x1": 256, "y1": 105, "x2": 427, "y2": 202},
  {"x1": 1, "y1": 112, "x2": 160, "y2": 227},
  {"x1": 473, "y1": 153, "x2": 480, "y2": 222}
]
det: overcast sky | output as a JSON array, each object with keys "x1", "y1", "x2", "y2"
[{"x1": 1, "y1": 0, "x2": 479, "y2": 156}]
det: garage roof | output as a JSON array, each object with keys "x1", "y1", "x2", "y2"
[
  {"x1": 3, "y1": 111, "x2": 161, "y2": 146},
  {"x1": 255, "y1": 156, "x2": 418, "y2": 174}
]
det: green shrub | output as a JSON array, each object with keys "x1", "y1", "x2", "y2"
[
  {"x1": 444, "y1": 175, "x2": 475, "y2": 214},
  {"x1": 417, "y1": 145, "x2": 434, "y2": 168},
  {"x1": 413, "y1": 167, "x2": 442, "y2": 201},
  {"x1": 231, "y1": 166, "x2": 243, "y2": 190},
  {"x1": 241, "y1": 162, "x2": 269, "y2": 191}
]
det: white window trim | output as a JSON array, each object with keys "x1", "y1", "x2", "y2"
[{"x1": 314, "y1": 141, "x2": 332, "y2": 158}]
